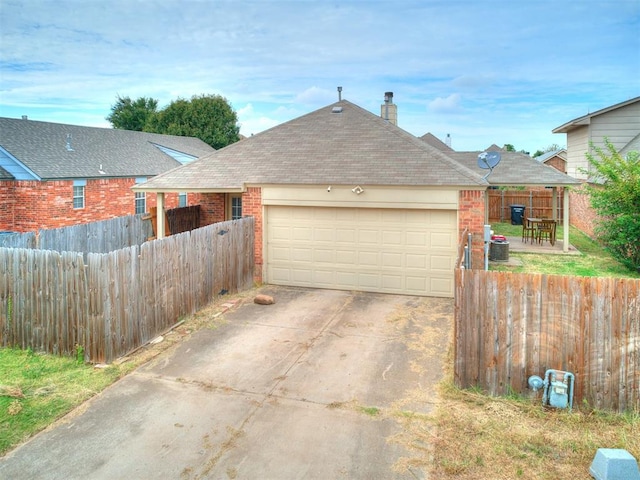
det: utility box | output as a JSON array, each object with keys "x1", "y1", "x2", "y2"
[
  {"x1": 528, "y1": 369, "x2": 575, "y2": 410},
  {"x1": 590, "y1": 448, "x2": 640, "y2": 480},
  {"x1": 489, "y1": 240, "x2": 509, "y2": 261},
  {"x1": 510, "y1": 205, "x2": 526, "y2": 225}
]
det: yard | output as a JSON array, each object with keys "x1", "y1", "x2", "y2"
[{"x1": 1, "y1": 229, "x2": 639, "y2": 478}]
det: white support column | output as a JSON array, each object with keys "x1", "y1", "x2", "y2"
[
  {"x1": 563, "y1": 188, "x2": 569, "y2": 253},
  {"x1": 157, "y1": 192, "x2": 165, "y2": 239}
]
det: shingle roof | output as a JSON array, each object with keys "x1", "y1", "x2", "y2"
[
  {"x1": 419, "y1": 132, "x2": 453, "y2": 151},
  {"x1": 535, "y1": 149, "x2": 566, "y2": 163},
  {"x1": 136, "y1": 100, "x2": 488, "y2": 192},
  {"x1": 449, "y1": 151, "x2": 580, "y2": 186},
  {"x1": 0, "y1": 117, "x2": 214, "y2": 180}
]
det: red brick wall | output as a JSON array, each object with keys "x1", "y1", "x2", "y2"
[
  {"x1": 459, "y1": 189, "x2": 487, "y2": 266},
  {"x1": 569, "y1": 183, "x2": 597, "y2": 237},
  {"x1": 197, "y1": 193, "x2": 225, "y2": 226},
  {"x1": 0, "y1": 178, "x2": 182, "y2": 232},
  {"x1": 242, "y1": 188, "x2": 263, "y2": 283}
]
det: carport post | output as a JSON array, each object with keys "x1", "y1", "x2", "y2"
[
  {"x1": 156, "y1": 192, "x2": 166, "y2": 239},
  {"x1": 563, "y1": 188, "x2": 569, "y2": 253}
]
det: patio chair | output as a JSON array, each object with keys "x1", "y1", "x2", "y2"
[
  {"x1": 522, "y1": 217, "x2": 536, "y2": 243},
  {"x1": 537, "y1": 219, "x2": 556, "y2": 246}
]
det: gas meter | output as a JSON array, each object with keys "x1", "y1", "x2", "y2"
[{"x1": 528, "y1": 369, "x2": 575, "y2": 410}]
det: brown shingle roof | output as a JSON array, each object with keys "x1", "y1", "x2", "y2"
[
  {"x1": 419, "y1": 132, "x2": 453, "y2": 152},
  {"x1": 449, "y1": 151, "x2": 580, "y2": 186},
  {"x1": 136, "y1": 100, "x2": 488, "y2": 192}
]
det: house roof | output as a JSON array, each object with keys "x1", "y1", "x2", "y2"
[
  {"x1": 135, "y1": 100, "x2": 490, "y2": 192},
  {"x1": 448, "y1": 151, "x2": 580, "y2": 186},
  {"x1": 535, "y1": 149, "x2": 567, "y2": 164},
  {"x1": 0, "y1": 117, "x2": 214, "y2": 180},
  {"x1": 552, "y1": 96, "x2": 640, "y2": 134},
  {"x1": 419, "y1": 132, "x2": 453, "y2": 152},
  {"x1": 620, "y1": 132, "x2": 640, "y2": 155}
]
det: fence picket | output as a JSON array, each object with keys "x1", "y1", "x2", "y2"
[{"x1": 455, "y1": 268, "x2": 640, "y2": 412}]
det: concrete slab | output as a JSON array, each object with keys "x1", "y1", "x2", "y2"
[{"x1": 0, "y1": 286, "x2": 451, "y2": 480}]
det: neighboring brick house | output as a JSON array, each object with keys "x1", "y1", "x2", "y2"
[
  {"x1": 0, "y1": 117, "x2": 214, "y2": 232},
  {"x1": 552, "y1": 96, "x2": 640, "y2": 236},
  {"x1": 534, "y1": 149, "x2": 567, "y2": 174},
  {"x1": 135, "y1": 96, "x2": 578, "y2": 298}
]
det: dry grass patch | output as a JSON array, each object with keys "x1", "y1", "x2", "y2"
[{"x1": 425, "y1": 382, "x2": 639, "y2": 479}]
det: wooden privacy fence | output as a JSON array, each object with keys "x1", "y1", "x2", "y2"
[
  {"x1": 0, "y1": 218, "x2": 254, "y2": 363},
  {"x1": 455, "y1": 268, "x2": 640, "y2": 412},
  {"x1": 488, "y1": 189, "x2": 564, "y2": 222}
]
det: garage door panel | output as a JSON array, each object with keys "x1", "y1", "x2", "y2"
[
  {"x1": 266, "y1": 206, "x2": 456, "y2": 297},
  {"x1": 336, "y1": 229, "x2": 357, "y2": 243}
]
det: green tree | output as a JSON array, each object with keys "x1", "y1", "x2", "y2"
[
  {"x1": 106, "y1": 95, "x2": 158, "y2": 131},
  {"x1": 533, "y1": 144, "x2": 562, "y2": 158},
  {"x1": 583, "y1": 139, "x2": 640, "y2": 272},
  {"x1": 146, "y1": 94, "x2": 240, "y2": 149}
]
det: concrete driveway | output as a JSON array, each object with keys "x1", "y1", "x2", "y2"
[{"x1": 0, "y1": 286, "x2": 452, "y2": 479}]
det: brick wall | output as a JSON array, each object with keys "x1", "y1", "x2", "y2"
[
  {"x1": 459, "y1": 189, "x2": 487, "y2": 266},
  {"x1": 242, "y1": 188, "x2": 263, "y2": 283},
  {"x1": 197, "y1": 193, "x2": 225, "y2": 226},
  {"x1": 0, "y1": 178, "x2": 183, "y2": 232},
  {"x1": 569, "y1": 183, "x2": 597, "y2": 237}
]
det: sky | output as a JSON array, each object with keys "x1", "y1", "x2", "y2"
[{"x1": 1, "y1": 0, "x2": 639, "y2": 154}]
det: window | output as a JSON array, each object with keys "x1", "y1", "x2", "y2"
[
  {"x1": 73, "y1": 180, "x2": 86, "y2": 209},
  {"x1": 231, "y1": 195, "x2": 242, "y2": 220},
  {"x1": 135, "y1": 177, "x2": 147, "y2": 214},
  {"x1": 178, "y1": 192, "x2": 187, "y2": 208},
  {"x1": 134, "y1": 192, "x2": 146, "y2": 214}
]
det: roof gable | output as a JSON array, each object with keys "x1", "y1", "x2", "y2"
[
  {"x1": 137, "y1": 100, "x2": 489, "y2": 191},
  {"x1": 419, "y1": 132, "x2": 453, "y2": 151},
  {"x1": 0, "y1": 117, "x2": 215, "y2": 180},
  {"x1": 553, "y1": 96, "x2": 640, "y2": 133}
]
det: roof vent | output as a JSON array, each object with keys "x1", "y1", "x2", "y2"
[
  {"x1": 332, "y1": 106, "x2": 343, "y2": 113},
  {"x1": 21, "y1": 115, "x2": 28, "y2": 120},
  {"x1": 66, "y1": 134, "x2": 74, "y2": 152}
]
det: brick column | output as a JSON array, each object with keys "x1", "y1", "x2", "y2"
[{"x1": 459, "y1": 189, "x2": 487, "y2": 267}]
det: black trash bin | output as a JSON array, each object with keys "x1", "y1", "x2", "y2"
[{"x1": 510, "y1": 205, "x2": 526, "y2": 225}]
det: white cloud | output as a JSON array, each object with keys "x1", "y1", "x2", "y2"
[
  {"x1": 0, "y1": 0, "x2": 637, "y2": 154},
  {"x1": 428, "y1": 94, "x2": 463, "y2": 114}
]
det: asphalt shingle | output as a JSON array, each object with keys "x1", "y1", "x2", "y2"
[{"x1": 0, "y1": 117, "x2": 214, "y2": 180}]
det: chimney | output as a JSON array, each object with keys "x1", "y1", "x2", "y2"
[
  {"x1": 337, "y1": 86, "x2": 342, "y2": 101},
  {"x1": 446, "y1": 133, "x2": 451, "y2": 148},
  {"x1": 381, "y1": 92, "x2": 397, "y2": 126}
]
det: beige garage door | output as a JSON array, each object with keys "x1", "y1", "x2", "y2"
[{"x1": 266, "y1": 206, "x2": 457, "y2": 297}]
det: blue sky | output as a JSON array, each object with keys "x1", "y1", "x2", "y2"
[{"x1": 1, "y1": 0, "x2": 639, "y2": 154}]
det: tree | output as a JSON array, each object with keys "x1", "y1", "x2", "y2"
[
  {"x1": 145, "y1": 94, "x2": 240, "y2": 149},
  {"x1": 533, "y1": 144, "x2": 562, "y2": 158},
  {"x1": 106, "y1": 95, "x2": 158, "y2": 131},
  {"x1": 583, "y1": 139, "x2": 640, "y2": 272}
]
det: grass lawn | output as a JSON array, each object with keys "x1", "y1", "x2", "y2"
[
  {"x1": 490, "y1": 223, "x2": 640, "y2": 278},
  {"x1": 0, "y1": 347, "x2": 123, "y2": 455}
]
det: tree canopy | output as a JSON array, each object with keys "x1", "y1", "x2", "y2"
[
  {"x1": 106, "y1": 94, "x2": 240, "y2": 149},
  {"x1": 583, "y1": 139, "x2": 640, "y2": 272},
  {"x1": 106, "y1": 95, "x2": 158, "y2": 131}
]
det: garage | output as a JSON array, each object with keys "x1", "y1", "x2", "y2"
[{"x1": 265, "y1": 205, "x2": 457, "y2": 297}]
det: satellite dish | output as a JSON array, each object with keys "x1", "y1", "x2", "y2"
[{"x1": 477, "y1": 151, "x2": 501, "y2": 179}]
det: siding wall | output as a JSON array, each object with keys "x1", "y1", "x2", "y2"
[{"x1": 565, "y1": 101, "x2": 640, "y2": 180}]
